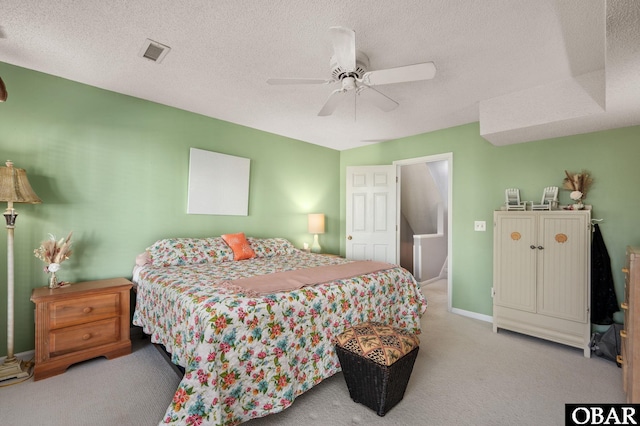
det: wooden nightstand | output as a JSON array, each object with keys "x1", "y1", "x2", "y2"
[{"x1": 30, "y1": 277, "x2": 132, "y2": 381}]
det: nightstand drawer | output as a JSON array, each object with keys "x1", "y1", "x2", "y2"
[
  {"x1": 50, "y1": 293, "x2": 120, "y2": 329},
  {"x1": 50, "y1": 317, "x2": 121, "y2": 356}
]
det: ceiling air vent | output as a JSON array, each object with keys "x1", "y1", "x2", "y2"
[{"x1": 139, "y1": 39, "x2": 171, "y2": 63}]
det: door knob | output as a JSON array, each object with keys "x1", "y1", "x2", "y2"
[{"x1": 347, "y1": 235, "x2": 352, "y2": 240}]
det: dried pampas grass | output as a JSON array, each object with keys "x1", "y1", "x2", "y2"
[
  {"x1": 34, "y1": 232, "x2": 73, "y2": 265},
  {"x1": 563, "y1": 170, "x2": 593, "y2": 199}
]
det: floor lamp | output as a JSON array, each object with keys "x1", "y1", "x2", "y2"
[{"x1": 0, "y1": 161, "x2": 41, "y2": 381}]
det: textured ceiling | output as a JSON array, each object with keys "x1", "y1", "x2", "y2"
[{"x1": 1, "y1": 0, "x2": 638, "y2": 150}]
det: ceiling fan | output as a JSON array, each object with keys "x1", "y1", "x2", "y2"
[{"x1": 267, "y1": 26, "x2": 436, "y2": 117}]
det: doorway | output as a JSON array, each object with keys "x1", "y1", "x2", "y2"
[{"x1": 394, "y1": 153, "x2": 452, "y2": 312}]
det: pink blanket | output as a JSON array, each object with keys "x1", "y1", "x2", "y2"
[{"x1": 222, "y1": 261, "x2": 396, "y2": 296}]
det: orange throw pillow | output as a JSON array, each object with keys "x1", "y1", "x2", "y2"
[{"x1": 221, "y1": 232, "x2": 255, "y2": 261}]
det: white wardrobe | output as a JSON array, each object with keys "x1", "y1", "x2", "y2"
[{"x1": 493, "y1": 210, "x2": 591, "y2": 357}]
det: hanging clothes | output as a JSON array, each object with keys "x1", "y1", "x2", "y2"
[{"x1": 590, "y1": 223, "x2": 619, "y2": 324}]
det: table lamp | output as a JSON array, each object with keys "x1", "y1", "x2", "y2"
[{"x1": 308, "y1": 213, "x2": 325, "y2": 254}]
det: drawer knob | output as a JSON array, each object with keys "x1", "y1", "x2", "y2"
[
  {"x1": 617, "y1": 355, "x2": 624, "y2": 365},
  {"x1": 620, "y1": 329, "x2": 627, "y2": 338},
  {"x1": 83, "y1": 307, "x2": 92, "y2": 314},
  {"x1": 82, "y1": 333, "x2": 91, "y2": 340},
  {"x1": 621, "y1": 302, "x2": 629, "y2": 310},
  {"x1": 622, "y1": 268, "x2": 629, "y2": 274}
]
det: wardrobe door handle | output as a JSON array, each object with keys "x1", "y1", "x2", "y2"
[
  {"x1": 537, "y1": 246, "x2": 544, "y2": 250},
  {"x1": 621, "y1": 302, "x2": 628, "y2": 310},
  {"x1": 530, "y1": 245, "x2": 536, "y2": 250}
]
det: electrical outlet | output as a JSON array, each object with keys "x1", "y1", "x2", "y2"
[{"x1": 474, "y1": 221, "x2": 486, "y2": 231}]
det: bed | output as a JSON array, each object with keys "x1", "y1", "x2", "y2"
[{"x1": 132, "y1": 235, "x2": 427, "y2": 425}]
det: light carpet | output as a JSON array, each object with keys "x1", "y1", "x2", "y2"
[
  {"x1": 249, "y1": 279, "x2": 625, "y2": 425},
  {"x1": 0, "y1": 279, "x2": 625, "y2": 425},
  {"x1": 0, "y1": 333, "x2": 181, "y2": 425}
]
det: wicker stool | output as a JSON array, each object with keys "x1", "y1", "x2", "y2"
[{"x1": 335, "y1": 322, "x2": 420, "y2": 416}]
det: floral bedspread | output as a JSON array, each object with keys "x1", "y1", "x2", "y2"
[{"x1": 133, "y1": 250, "x2": 426, "y2": 425}]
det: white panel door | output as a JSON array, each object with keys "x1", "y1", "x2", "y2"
[{"x1": 346, "y1": 165, "x2": 397, "y2": 263}]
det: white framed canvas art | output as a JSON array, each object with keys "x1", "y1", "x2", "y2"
[{"x1": 187, "y1": 148, "x2": 250, "y2": 216}]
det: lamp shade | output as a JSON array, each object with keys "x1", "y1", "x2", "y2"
[
  {"x1": 0, "y1": 161, "x2": 42, "y2": 204},
  {"x1": 308, "y1": 213, "x2": 325, "y2": 234}
]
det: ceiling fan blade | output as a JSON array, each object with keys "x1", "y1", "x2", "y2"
[
  {"x1": 362, "y1": 62, "x2": 436, "y2": 86},
  {"x1": 329, "y1": 26, "x2": 356, "y2": 71},
  {"x1": 318, "y1": 89, "x2": 347, "y2": 116},
  {"x1": 267, "y1": 78, "x2": 332, "y2": 85},
  {"x1": 358, "y1": 87, "x2": 399, "y2": 112}
]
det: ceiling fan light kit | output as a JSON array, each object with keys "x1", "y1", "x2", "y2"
[
  {"x1": 267, "y1": 26, "x2": 436, "y2": 117},
  {"x1": 330, "y1": 50, "x2": 370, "y2": 81}
]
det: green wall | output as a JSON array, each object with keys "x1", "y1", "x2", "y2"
[
  {"x1": 3, "y1": 59, "x2": 639, "y2": 356},
  {"x1": 340, "y1": 123, "x2": 640, "y2": 317},
  {"x1": 0, "y1": 62, "x2": 340, "y2": 355}
]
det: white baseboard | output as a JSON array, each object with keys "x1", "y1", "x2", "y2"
[
  {"x1": 451, "y1": 307, "x2": 493, "y2": 323},
  {"x1": 418, "y1": 275, "x2": 447, "y2": 287},
  {"x1": 419, "y1": 277, "x2": 440, "y2": 286}
]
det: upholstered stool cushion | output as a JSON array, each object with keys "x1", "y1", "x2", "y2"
[
  {"x1": 335, "y1": 322, "x2": 419, "y2": 366},
  {"x1": 335, "y1": 322, "x2": 420, "y2": 416}
]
